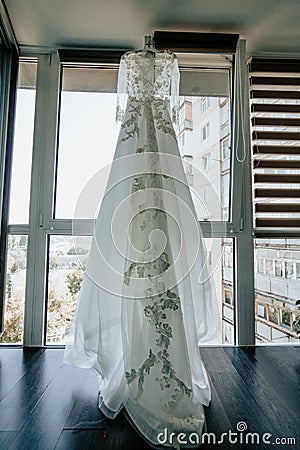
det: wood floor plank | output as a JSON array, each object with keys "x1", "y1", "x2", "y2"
[
  {"x1": 0, "y1": 348, "x2": 45, "y2": 401},
  {"x1": 0, "y1": 431, "x2": 16, "y2": 448},
  {"x1": 224, "y1": 346, "x2": 300, "y2": 439},
  {"x1": 55, "y1": 429, "x2": 107, "y2": 450},
  {"x1": 57, "y1": 419, "x2": 152, "y2": 450},
  {"x1": 204, "y1": 380, "x2": 232, "y2": 436},
  {"x1": 255, "y1": 346, "x2": 300, "y2": 385},
  {"x1": 209, "y1": 370, "x2": 275, "y2": 445},
  {"x1": 8, "y1": 362, "x2": 93, "y2": 450},
  {"x1": 0, "y1": 349, "x2": 64, "y2": 431},
  {"x1": 63, "y1": 369, "x2": 106, "y2": 430},
  {"x1": 0, "y1": 346, "x2": 298, "y2": 450},
  {"x1": 200, "y1": 347, "x2": 237, "y2": 373}
]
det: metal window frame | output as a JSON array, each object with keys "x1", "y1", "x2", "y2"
[
  {"x1": 23, "y1": 53, "x2": 61, "y2": 346},
  {"x1": 1, "y1": 37, "x2": 255, "y2": 347},
  {"x1": 0, "y1": 4, "x2": 19, "y2": 333}
]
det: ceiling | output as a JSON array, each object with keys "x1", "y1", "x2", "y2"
[{"x1": 4, "y1": 0, "x2": 300, "y2": 55}]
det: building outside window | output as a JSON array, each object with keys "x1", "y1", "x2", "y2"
[
  {"x1": 220, "y1": 99, "x2": 230, "y2": 127},
  {"x1": 284, "y1": 261, "x2": 294, "y2": 279},
  {"x1": 266, "y1": 259, "x2": 274, "y2": 276},
  {"x1": 257, "y1": 304, "x2": 265, "y2": 318},
  {"x1": 221, "y1": 137, "x2": 230, "y2": 160},
  {"x1": 275, "y1": 260, "x2": 283, "y2": 277},
  {"x1": 202, "y1": 122, "x2": 209, "y2": 141},
  {"x1": 257, "y1": 258, "x2": 265, "y2": 274},
  {"x1": 203, "y1": 152, "x2": 211, "y2": 171},
  {"x1": 201, "y1": 96, "x2": 210, "y2": 112}
]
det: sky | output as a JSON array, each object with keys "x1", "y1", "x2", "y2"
[{"x1": 9, "y1": 90, "x2": 120, "y2": 223}]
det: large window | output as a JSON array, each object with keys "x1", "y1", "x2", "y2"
[
  {"x1": 0, "y1": 61, "x2": 37, "y2": 344},
  {"x1": 2, "y1": 38, "x2": 260, "y2": 347}
]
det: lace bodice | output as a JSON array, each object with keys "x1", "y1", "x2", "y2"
[{"x1": 116, "y1": 50, "x2": 179, "y2": 121}]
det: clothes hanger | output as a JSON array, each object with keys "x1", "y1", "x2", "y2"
[{"x1": 143, "y1": 35, "x2": 156, "y2": 57}]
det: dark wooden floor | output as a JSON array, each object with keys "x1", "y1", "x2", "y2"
[{"x1": 0, "y1": 346, "x2": 299, "y2": 449}]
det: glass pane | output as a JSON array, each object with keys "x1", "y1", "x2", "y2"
[
  {"x1": 0, "y1": 235, "x2": 27, "y2": 344},
  {"x1": 222, "y1": 238, "x2": 235, "y2": 344},
  {"x1": 255, "y1": 238, "x2": 300, "y2": 344},
  {"x1": 56, "y1": 60, "x2": 231, "y2": 221},
  {"x1": 175, "y1": 55, "x2": 232, "y2": 222},
  {"x1": 55, "y1": 67, "x2": 120, "y2": 218},
  {"x1": 46, "y1": 235, "x2": 92, "y2": 344},
  {"x1": 9, "y1": 61, "x2": 37, "y2": 224},
  {"x1": 201, "y1": 237, "x2": 234, "y2": 344},
  {"x1": 46, "y1": 235, "x2": 233, "y2": 345}
]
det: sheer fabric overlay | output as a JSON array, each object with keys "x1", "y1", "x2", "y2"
[{"x1": 64, "y1": 49, "x2": 219, "y2": 448}]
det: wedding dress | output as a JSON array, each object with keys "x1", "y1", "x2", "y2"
[{"x1": 64, "y1": 47, "x2": 219, "y2": 448}]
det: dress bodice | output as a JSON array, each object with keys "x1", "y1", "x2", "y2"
[
  {"x1": 121, "y1": 50, "x2": 178, "y2": 98},
  {"x1": 116, "y1": 50, "x2": 179, "y2": 121}
]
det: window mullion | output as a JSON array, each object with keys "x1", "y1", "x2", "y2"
[
  {"x1": 231, "y1": 40, "x2": 255, "y2": 345},
  {"x1": 23, "y1": 53, "x2": 60, "y2": 346}
]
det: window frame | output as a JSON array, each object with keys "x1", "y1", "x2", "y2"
[
  {"x1": 0, "y1": 9, "x2": 19, "y2": 334},
  {"x1": 201, "y1": 96, "x2": 210, "y2": 112},
  {"x1": 0, "y1": 38, "x2": 258, "y2": 347},
  {"x1": 202, "y1": 122, "x2": 210, "y2": 141}
]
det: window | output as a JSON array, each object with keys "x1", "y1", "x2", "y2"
[
  {"x1": 265, "y1": 259, "x2": 274, "y2": 276},
  {"x1": 175, "y1": 51, "x2": 232, "y2": 223},
  {"x1": 257, "y1": 304, "x2": 266, "y2": 318},
  {"x1": 9, "y1": 61, "x2": 37, "y2": 224},
  {"x1": 269, "y1": 306, "x2": 278, "y2": 325},
  {"x1": 202, "y1": 122, "x2": 209, "y2": 140},
  {"x1": 183, "y1": 154, "x2": 193, "y2": 174},
  {"x1": 1, "y1": 60, "x2": 37, "y2": 343},
  {"x1": 275, "y1": 260, "x2": 283, "y2": 277},
  {"x1": 182, "y1": 155, "x2": 193, "y2": 186},
  {"x1": 224, "y1": 290, "x2": 232, "y2": 305},
  {"x1": 296, "y1": 263, "x2": 300, "y2": 280},
  {"x1": 281, "y1": 309, "x2": 291, "y2": 328},
  {"x1": 249, "y1": 58, "x2": 300, "y2": 230},
  {"x1": 222, "y1": 240, "x2": 234, "y2": 344},
  {"x1": 222, "y1": 172, "x2": 230, "y2": 206},
  {"x1": 220, "y1": 100, "x2": 230, "y2": 127},
  {"x1": 178, "y1": 100, "x2": 193, "y2": 132},
  {"x1": 257, "y1": 258, "x2": 265, "y2": 274},
  {"x1": 201, "y1": 96, "x2": 210, "y2": 112},
  {"x1": 55, "y1": 66, "x2": 120, "y2": 219},
  {"x1": 0, "y1": 235, "x2": 28, "y2": 344},
  {"x1": 46, "y1": 235, "x2": 92, "y2": 344},
  {"x1": 284, "y1": 261, "x2": 294, "y2": 279},
  {"x1": 250, "y1": 56, "x2": 300, "y2": 344},
  {"x1": 254, "y1": 239, "x2": 300, "y2": 343},
  {"x1": 203, "y1": 152, "x2": 211, "y2": 171},
  {"x1": 221, "y1": 137, "x2": 230, "y2": 160},
  {"x1": 180, "y1": 133, "x2": 185, "y2": 149},
  {"x1": 3, "y1": 39, "x2": 245, "y2": 346}
]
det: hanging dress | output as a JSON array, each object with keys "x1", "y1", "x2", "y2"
[{"x1": 64, "y1": 49, "x2": 219, "y2": 448}]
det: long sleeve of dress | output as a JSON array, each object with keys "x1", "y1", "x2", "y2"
[
  {"x1": 116, "y1": 55, "x2": 128, "y2": 122},
  {"x1": 170, "y1": 56, "x2": 180, "y2": 126}
]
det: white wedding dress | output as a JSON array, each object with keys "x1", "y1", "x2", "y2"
[{"x1": 64, "y1": 49, "x2": 219, "y2": 448}]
